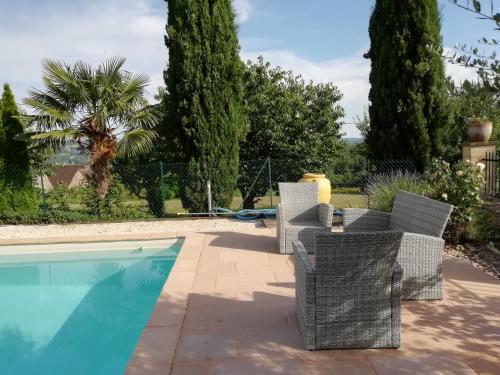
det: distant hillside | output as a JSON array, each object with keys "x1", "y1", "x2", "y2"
[
  {"x1": 50, "y1": 142, "x2": 88, "y2": 165},
  {"x1": 49, "y1": 138, "x2": 363, "y2": 164},
  {"x1": 343, "y1": 137, "x2": 363, "y2": 145}
]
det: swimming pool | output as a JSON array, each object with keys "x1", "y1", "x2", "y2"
[{"x1": 0, "y1": 238, "x2": 183, "y2": 375}]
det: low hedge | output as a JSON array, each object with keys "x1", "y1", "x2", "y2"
[
  {"x1": 331, "y1": 187, "x2": 362, "y2": 194},
  {"x1": 0, "y1": 208, "x2": 153, "y2": 225}
]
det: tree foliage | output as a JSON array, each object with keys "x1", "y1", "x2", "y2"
[
  {"x1": 164, "y1": 0, "x2": 246, "y2": 212},
  {"x1": 0, "y1": 84, "x2": 37, "y2": 213},
  {"x1": 239, "y1": 57, "x2": 345, "y2": 208},
  {"x1": 23, "y1": 57, "x2": 158, "y2": 205},
  {"x1": 366, "y1": 0, "x2": 450, "y2": 171},
  {"x1": 0, "y1": 95, "x2": 4, "y2": 170},
  {"x1": 444, "y1": 77, "x2": 500, "y2": 161},
  {"x1": 446, "y1": 0, "x2": 499, "y2": 91}
]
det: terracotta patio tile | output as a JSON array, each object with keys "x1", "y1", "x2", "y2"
[
  {"x1": 125, "y1": 364, "x2": 172, "y2": 375},
  {"x1": 146, "y1": 300, "x2": 186, "y2": 327},
  {"x1": 187, "y1": 291, "x2": 237, "y2": 309},
  {"x1": 304, "y1": 357, "x2": 378, "y2": 375},
  {"x1": 197, "y1": 261, "x2": 235, "y2": 275},
  {"x1": 175, "y1": 332, "x2": 238, "y2": 361},
  {"x1": 215, "y1": 272, "x2": 273, "y2": 289},
  {"x1": 208, "y1": 358, "x2": 306, "y2": 375},
  {"x1": 182, "y1": 308, "x2": 211, "y2": 332},
  {"x1": 227, "y1": 251, "x2": 269, "y2": 261},
  {"x1": 235, "y1": 259, "x2": 290, "y2": 273},
  {"x1": 236, "y1": 327, "x2": 305, "y2": 359},
  {"x1": 235, "y1": 290, "x2": 294, "y2": 304},
  {"x1": 273, "y1": 271, "x2": 295, "y2": 283},
  {"x1": 369, "y1": 353, "x2": 477, "y2": 375},
  {"x1": 461, "y1": 352, "x2": 500, "y2": 375},
  {"x1": 207, "y1": 303, "x2": 292, "y2": 330},
  {"x1": 191, "y1": 273, "x2": 217, "y2": 292},
  {"x1": 129, "y1": 326, "x2": 179, "y2": 367},
  {"x1": 171, "y1": 361, "x2": 208, "y2": 375}
]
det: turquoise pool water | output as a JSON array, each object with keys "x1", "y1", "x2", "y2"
[{"x1": 0, "y1": 239, "x2": 183, "y2": 375}]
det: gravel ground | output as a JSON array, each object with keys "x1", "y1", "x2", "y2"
[
  {"x1": 0, "y1": 218, "x2": 263, "y2": 240},
  {"x1": 445, "y1": 242, "x2": 500, "y2": 280}
]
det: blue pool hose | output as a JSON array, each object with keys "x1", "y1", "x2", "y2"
[{"x1": 212, "y1": 207, "x2": 343, "y2": 221}]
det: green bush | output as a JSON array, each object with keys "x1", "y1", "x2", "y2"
[
  {"x1": 0, "y1": 210, "x2": 94, "y2": 225},
  {"x1": 366, "y1": 171, "x2": 429, "y2": 212},
  {"x1": 0, "y1": 208, "x2": 153, "y2": 225},
  {"x1": 84, "y1": 176, "x2": 127, "y2": 217},
  {"x1": 426, "y1": 159, "x2": 483, "y2": 243},
  {"x1": 468, "y1": 205, "x2": 500, "y2": 242},
  {"x1": 332, "y1": 187, "x2": 362, "y2": 194},
  {"x1": 46, "y1": 184, "x2": 73, "y2": 210},
  {"x1": 0, "y1": 178, "x2": 38, "y2": 215}
]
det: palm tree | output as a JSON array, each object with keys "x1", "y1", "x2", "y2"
[{"x1": 23, "y1": 57, "x2": 158, "y2": 199}]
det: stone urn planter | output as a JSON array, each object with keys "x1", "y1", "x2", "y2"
[
  {"x1": 468, "y1": 117, "x2": 492, "y2": 142},
  {"x1": 298, "y1": 173, "x2": 331, "y2": 204}
]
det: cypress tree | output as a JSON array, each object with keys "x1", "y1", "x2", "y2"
[
  {"x1": 164, "y1": 0, "x2": 246, "y2": 212},
  {"x1": 0, "y1": 95, "x2": 4, "y2": 168},
  {"x1": 1, "y1": 84, "x2": 37, "y2": 212},
  {"x1": 366, "y1": 0, "x2": 450, "y2": 171},
  {"x1": 0, "y1": 96, "x2": 4, "y2": 209}
]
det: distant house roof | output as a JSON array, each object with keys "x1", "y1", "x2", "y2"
[{"x1": 48, "y1": 165, "x2": 91, "y2": 187}]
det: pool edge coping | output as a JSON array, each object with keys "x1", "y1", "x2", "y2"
[
  {"x1": 0, "y1": 232, "x2": 181, "y2": 246},
  {"x1": 125, "y1": 233, "x2": 205, "y2": 374}
]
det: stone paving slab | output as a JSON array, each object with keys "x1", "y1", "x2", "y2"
[{"x1": 131, "y1": 227, "x2": 500, "y2": 374}]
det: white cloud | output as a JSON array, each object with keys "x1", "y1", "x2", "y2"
[
  {"x1": 0, "y1": 0, "x2": 167, "y2": 104},
  {"x1": 233, "y1": 0, "x2": 252, "y2": 24}
]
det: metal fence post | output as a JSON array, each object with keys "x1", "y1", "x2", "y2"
[
  {"x1": 159, "y1": 162, "x2": 166, "y2": 217},
  {"x1": 39, "y1": 171, "x2": 47, "y2": 211},
  {"x1": 207, "y1": 180, "x2": 212, "y2": 215},
  {"x1": 267, "y1": 157, "x2": 273, "y2": 207}
]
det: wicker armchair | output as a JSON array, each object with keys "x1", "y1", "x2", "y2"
[
  {"x1": 343, "y1": 191, "x2": 453, "y2": 300},
  {"x1": 277, "y1": 183, "x2": 334, "y2": 254},
  {"x1": 293, "y1": 231, "x2": 403, "y2": 350}
]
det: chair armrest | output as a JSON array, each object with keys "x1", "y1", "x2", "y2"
[
  {"x1": 343, "y1": 208, "x2": 391, "y2": 232},
  {"x1": 391, "y1": 261, "x2": 403, "y2": 348},
  {"x1": 398, "y1": 233, "x2": 445, "y2": 300},
  {"x1": 399, "y1": 232, "x2": 445, "y2": 265},
  {"x1": 400, "y1": 232, "x2": 445, "y2": 254},
  {"x1": 293, "y1": 240, "x2": 316, "y2": 274},
  {"x1": 276, "y1": 204, "x2": 287, "y2": 253},
  {"x1": 392, "y1": 261, "x2": 403, "y2": 288},
  {"x1": 318, "y1": 203, "x2": 334, "y2": 227},
  {"x1": 293, "y1": 240, "x2": 316, "y2": 349}
]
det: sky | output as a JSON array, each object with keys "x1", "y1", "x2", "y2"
[{"x1": 0, "y1": 0, "x2": 497, "y2": 137}]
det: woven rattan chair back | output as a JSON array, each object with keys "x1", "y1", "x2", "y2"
[
  {"x1": 278, "y1": 183, "x2": 318, "y2": 222},
  {"x1": 313, "y1": 231, "x2": 403, "y2": 348},
  {"x1": 390, "y1": 191, "x2": 453, "y2": 238}
]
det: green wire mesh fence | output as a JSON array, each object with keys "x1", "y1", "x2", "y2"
[{"x1": 0, "y1": 158, "x2": 417, "y2": 222}]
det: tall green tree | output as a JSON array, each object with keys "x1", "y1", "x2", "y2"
[
  {"x1": 24, "y1": 57, "x2": 158, "y2": 209},
  {"x1": 239, "y1": 57, "x2": 345, "y2": 208},
  {"x1": 0, "y1": 84, "x2": 37, "y2": 212},
  {"x1": 2, "y1": 84, "x2": 30, "y2": 171},
  {"x1": 164, "y1": 0, "x2": 246, "y2": 212},
  {"x1": 0, "y1": 95, "x2": 4, "y2": 169},
  {"x1": 366, "y1": 0, "x2": 450, "y2": 170}
]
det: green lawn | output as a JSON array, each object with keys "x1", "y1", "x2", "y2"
[
  {"x1": 165, "y1": 193, "x2": 368, "y2": 215},
  {"x1": 59, "y1": 193, "x2": 368, "y2": 216}
]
